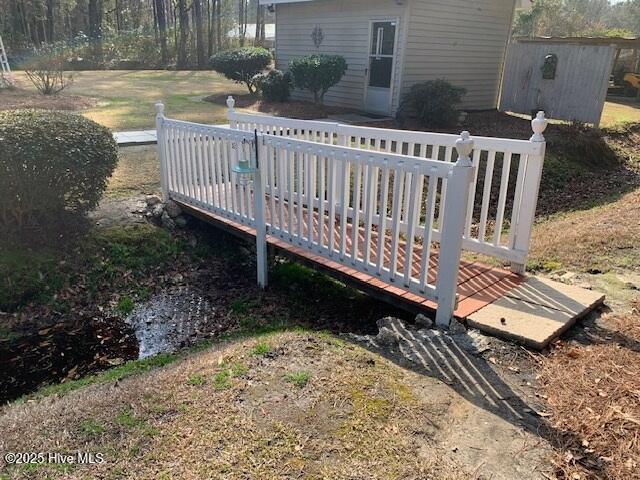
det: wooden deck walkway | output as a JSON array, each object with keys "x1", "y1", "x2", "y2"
[{"x1": 176, "y1": 199, "x2": 525, "y2": 320}]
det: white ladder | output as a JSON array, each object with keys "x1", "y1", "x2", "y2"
[{"x1": 0, "y1": 34, "x2": 14, "y2": 88}]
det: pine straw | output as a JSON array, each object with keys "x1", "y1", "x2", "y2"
[{"x1": 539, "y1": 303, "x2": 640, "y2": 479}]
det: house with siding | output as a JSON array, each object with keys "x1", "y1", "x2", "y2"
[{"x1": 260, "y1": 0, "x2": 517, "y2": 115}]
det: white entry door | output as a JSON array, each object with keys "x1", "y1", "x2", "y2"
[{"x1": 365, "y1": 20, "x2": 397, "y2": 115}]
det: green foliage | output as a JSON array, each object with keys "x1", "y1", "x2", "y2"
[
  {"x1": 116, "y1": 296, "x2": 135, "y2": 316},
  {"x1": 284, "y1": 371, "x2": 310, "y2": 388},
  {"x1": 397, "y1": 80, "x2": 466, "y2": 128},
  {"x1": 256, "y1": 69, "x2": 293, "y2": 102},
  {"x1": 0, "y1": 110, "x2": 118, "y2": 230},
  {"x1": 24, "y1": 353, "x2": 177, "y2": 402},
  {"x1": 213, "y1": 370, "x2": 232, "y2": 390},
  {"x1": 209, "y1": 47, "x2": 272, "y2": 94},
  {"x1": 0, "y1": 224, "x2": 183, "y2": 313},
  {"x1": 289, "y1": 54, "x2": 347, "y2": 105},
  {"x1": 186, "y1": 374, "x2": 206, "y2": 386},
  {"x1": 0, "y1": 247, "x2": 64, "y2": 312},
  {"x1": 80, "y1": 419, "x2": 105, "y2": 435},
  {"x1": 251, "y1": 342, "x2": 271, "y2": 356}
]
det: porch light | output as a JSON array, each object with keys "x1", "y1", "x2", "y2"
[{"x1": 232, "y1": 138, "x2": 258, "y2": 186}]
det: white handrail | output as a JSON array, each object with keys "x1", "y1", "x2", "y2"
[
  {"x1": 225, "y1": 97, "x2": 548, "y2": 272},
  {"x1": 157, "y1": 103, "x2": 478, "y2": 326}
]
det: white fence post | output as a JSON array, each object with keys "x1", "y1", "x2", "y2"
[
  {"x1": 435, "y1": 132, "x2": 476, "y2": 327},
  {"x1": 227, "y1": 96, "x2": 237, "y2": 129},
  {"x1": 510, "y1": 111, "x2": 548, "y2": 275},
  {"x1": 254, "y1": 132, "x2": 268, "y2": 289},
  {"x1": 155, "y1": 102, "x2": 170, "y2": 201}
]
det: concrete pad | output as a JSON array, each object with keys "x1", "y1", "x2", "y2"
[
  {"x1": 467, "y1": 277, "x2": 605, "y2": 349},
  {"x1": 114, "y1": 130, "x2": 157, "y2": 146},
  {"x1": 504, "y1": 276, "x2": 604, "y2": 315}
]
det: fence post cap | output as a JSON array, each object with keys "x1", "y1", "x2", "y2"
[
  {"x1": 227, "y1": 96, "x2": 236, "y2": 111},
  {"x1": 531, "y1": 111, "x2": 548, "y2": 142},
  {"x1": 455, "y1": 131, "x2": 474, "y2": 166},
  {"x1": 155, "y1": 102, "x2": 165, "y2": 116}
]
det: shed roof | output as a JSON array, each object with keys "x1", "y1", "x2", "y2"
[
  {"x1": 513, "y1": 36, "x2": 640, "y2": 49},
  {"x1": 259, "y1": 0, "x2": 316, "y2": 4}
]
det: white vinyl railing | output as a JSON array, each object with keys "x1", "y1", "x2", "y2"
[
  {"x1": 156, "y1": 103, "x2": 478, "y2": 326},
  {"x1": 226, "y1": 96, "x2": 548, "y2": 273}
]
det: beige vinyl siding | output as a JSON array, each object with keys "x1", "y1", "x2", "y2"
[
  {"x1": 275, "y1": 0, "x2": 407, "y2": 112},
  {"x1": 402, "y1": 0, "x2": 515, "y2": 110}
]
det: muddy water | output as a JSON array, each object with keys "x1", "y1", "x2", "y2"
[{"x1": 125, "y1": 287, "x2": 220, "y2": 359}]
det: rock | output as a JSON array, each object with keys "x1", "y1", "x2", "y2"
[
  {"x1": 452, "y1": 329, "x2": 491, "y2": 355},
  {"x1": 146, "y1": 194, "x2": 162, "y2": 207},
  {"x1": 161, "y1": 211, "x2": 175, "y2": 230},
  {"x1": 165, "y1": 200, "x2": 182, "y2": 218},
  {"x1": 414, "y1": 313, "x2": 433, "y2": 329},
  {"x1": 376, "y1": 327, "x2": 399, "y2": 346},
  {"x1": 376, "y1": 316, "x2": 400, "y2": 330},
  {"x1": 174, "y1": 215, "x2": 188, "y2": 228},
  {"x1": 151, "y1": 203, "x2": 164, "y2": 218}
]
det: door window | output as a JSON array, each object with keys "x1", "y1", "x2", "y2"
[{"x1": 368, "y1": 21, "x2": 396, "y2": 89}]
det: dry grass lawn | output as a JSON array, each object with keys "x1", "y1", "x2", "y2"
[
  {"x1": 107, "y1": 146, "x2": 161, "y2": 198},
  {"x1": 4, "y1": 71, "x2": 245, "y2": 131},
  {"x1": 601, "y1": 99, "x2": 640, "y2": 128},
  {"x1": 528, "y1": 189, "x2": 640, "y2": 274},
  {"x1": 0, "y1": 332, "x2": 467, "y2": 479},
  {"x1": 539, "y1": 303, "x2": 640, "y2": 479}
]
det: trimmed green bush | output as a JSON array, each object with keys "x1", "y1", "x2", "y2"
[
  {"x1": 289, "y1": 54, "x2": 347, "y2": 105},
  {"x1": 209, "y1": 47, "x2": 272, "y2": 94},
  {"x1": 0, "y1": 110, "x2": 118, "y2": 229},
  {"x1": 397, "y1": 80, "x2": 466, "y2": 128},
  {"x1": 256, "y1": 70, "x2": 293, "y2": 102}
]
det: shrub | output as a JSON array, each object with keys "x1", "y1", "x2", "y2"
[
  {"x1": 397, "y1": 80, "x2": 466, "y2": 128},
  {"x1": 22, "y1": 44, "x2": 72, "y2": 95},
  {"x1": 256, "y1": 69, "x2": 293, "y2": 102},
  {"x1": 209, "y1": 47, "x2": 272, "y2": 94},
  {"x1": 289, "y1": 54, "x2": 347, "y2": 105},
  {"x1": 0, "y1": 110, "x2": 118, "y2": 229}
]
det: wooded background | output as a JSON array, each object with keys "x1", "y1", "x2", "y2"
[{"x1": 0, "y1": 0, "x2": 273, "y2": 69}]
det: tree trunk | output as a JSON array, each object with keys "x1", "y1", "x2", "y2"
[
  {"x1": 238, "y1": 0, "x2": 247, "y2": 47},
  {"x1": 88, "y1": 0, "x2": 103, "y2": 62},
  {"x1": 46, "y1": 0, "x2": 55, "y2": 42},
  {"x1": 216, "y1": 0, "x2": 222, "y2": 51},
  {"x1": 154, "y1": 0, "x2": 168, "y2": 65},
  {"x1": 193, "y1": 0, "x2": 206, "y2": 68},
  {"x1": 177, "y1": 0, "x2": 189, "y2": 69}
]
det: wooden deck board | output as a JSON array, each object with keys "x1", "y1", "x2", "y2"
[{"x1": 176, "y1": 200, "x2": 525, "y2": 319}]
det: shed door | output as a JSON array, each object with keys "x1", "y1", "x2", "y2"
[{"x1": 365, "y1": 20, "x2": 397, "y2": 115}]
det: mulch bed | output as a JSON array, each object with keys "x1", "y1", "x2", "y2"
[
  {"x1": 538, "y1": 303, "x2": 640, "y2": 479},
  {"x1": 0, "y1": 87, "x2": 96, "y2": 111},
  {"x1": 204, "y1": 93, "x2": 358, "y2": 120}
]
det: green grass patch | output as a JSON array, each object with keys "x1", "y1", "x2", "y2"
[
  {"x1": 17, "y1": 352, "x2": 177, "y2": 403},
  {"x1": 284, "y1": 371, "x2": 310, "y2": 388},
  {"x1": 116, "y1": 295, "x2": 135, "y2": 316},
  {"x1": 186, "y1": 374, "x2": 206, "y2": 386},
  {"x1": 0, "y1": 246, "x2": 65, "y2": 312},
  {"x1": 213, "y1": 370, "x2": 232, "y2": 391},
  {"x1": 80, "y1": 418, "x2": 106, "y2": 435},
  {"x1": 251, "y1": 341, "x2": 271, "y2": 356},
  {"x1": 115, "y1": 407, "x2": 146, "y2": 429}
]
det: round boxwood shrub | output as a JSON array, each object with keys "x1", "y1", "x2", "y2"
[
  {"x1": 289, "y1": 54, "x2": 347, "y2": 105},
  {"x1": 0, "y1": 110, "x2": 118, "y2": 229},
  {"x1": 209, "y1": 47, "x2": 272, "y2": 94},
  {"x1": 256, "y1": 70, "x2": 293, "y2": 102},
  {"x1": 397, "y1": 80, "x2": 466, "y2": 128}
]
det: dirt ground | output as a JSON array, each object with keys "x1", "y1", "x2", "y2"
[
  {"x1": 0, "y1": 330, "x2": 551, "y2": 479},
  {"x1": 0, "y1": 86, "x2": 96, "y2": 111}
]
